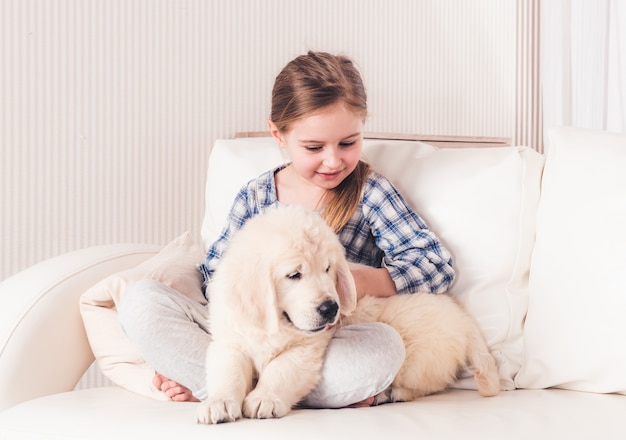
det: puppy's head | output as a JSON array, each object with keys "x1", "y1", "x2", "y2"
[{"x1": 216, "y1": 205, "x2": 357, "y2": 335}]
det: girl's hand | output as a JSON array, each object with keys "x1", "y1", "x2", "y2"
[
  {"x1": 350, "y1": 266, "x2": 396, "y2": 299},
  {"x1": 153, "y1": 372, "x2": 200, "y2": 402}
]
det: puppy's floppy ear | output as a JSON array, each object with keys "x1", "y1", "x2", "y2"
[
  {"x1": 335, "y1": 257, "x2": 357, "y2": 316},
  {"x1": 223, "y1": 256, "x2": 280, "y2": 335}
]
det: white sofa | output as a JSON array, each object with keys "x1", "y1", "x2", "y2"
[{"x1": 1, "y1": 126, "x2": 625, "y2": 439}]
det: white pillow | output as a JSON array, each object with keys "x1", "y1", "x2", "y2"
[
  {"x1": 201, "y1": 137, "x2": 286, "y2": 248},
  {"x1": 203, "y1": 138, "x2": 545, "y2": 391},
  {"x1": 79, "y1": 232, "x2": 206, "y2": 399},
  {"x1": 364, "y1": 142, "x2": 544, "y2": 390},
  {"x1": 515, "y1": 126, "x2": 626, "y2": 394}
]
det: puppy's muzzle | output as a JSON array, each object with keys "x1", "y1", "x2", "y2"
[{"x1": 282, "y1": 299, "x2": 340, "y2": 333}]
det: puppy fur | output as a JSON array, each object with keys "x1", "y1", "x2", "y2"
[
  {"x1": 197, "y1": 205, "x2": 357, "y2": 424},
  {"x1": 341, "y1": 293, "x2": 501, "y2": 403}
]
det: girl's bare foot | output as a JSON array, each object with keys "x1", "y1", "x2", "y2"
[{"x1": 153, "y1": 373, "x2": 200, "y2": 402}]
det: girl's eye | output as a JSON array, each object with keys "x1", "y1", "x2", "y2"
[{"x1": 304, "y1": 141, "x2": 356, "y2": 151}]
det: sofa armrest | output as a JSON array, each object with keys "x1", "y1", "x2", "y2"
[{"x1": 0, "y1": 244, "x2": 160, "y2": 411}]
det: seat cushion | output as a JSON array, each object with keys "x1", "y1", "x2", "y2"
[{"x1": 0, "y1": 387, "x2": 623, "y2": 439}]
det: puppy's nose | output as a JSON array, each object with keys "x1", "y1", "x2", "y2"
[{"x1": 317, "y1": 300, "x2": 339, "y2": 322}]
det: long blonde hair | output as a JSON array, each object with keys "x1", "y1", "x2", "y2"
[{"x1": 270, "y1": 51, "x2": 371, "y2": 233}]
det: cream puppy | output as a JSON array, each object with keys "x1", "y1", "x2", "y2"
[
  {"x1": 197, "y1": 205, "x2": 357, "y2": 424},
  {"x1": 342, "y1": 292, "x2": 501, "y2": 402}
]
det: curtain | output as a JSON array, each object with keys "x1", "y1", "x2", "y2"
[{"x1": 542, "y1": 0, "x2": 626, "y2": 142}]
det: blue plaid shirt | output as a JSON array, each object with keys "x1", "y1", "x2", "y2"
[{"x1": 199, "y1": 164, "x2": 455, "y2": 297}]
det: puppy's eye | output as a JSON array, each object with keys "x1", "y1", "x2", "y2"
[
  {"x1": 325, "y1": 265, "x2": 330, "y2": 273},
  {"x1": 287, "y1": 271, "x2": 301, "y2": 280}
]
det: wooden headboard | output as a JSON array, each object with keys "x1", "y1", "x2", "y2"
[{"x1": 235, "y1": 131, "x2": 511, "y2": 149}]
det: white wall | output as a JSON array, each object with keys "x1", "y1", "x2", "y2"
[{"x1": 1, "y1": 0, "x2": 539, "y2": 281}]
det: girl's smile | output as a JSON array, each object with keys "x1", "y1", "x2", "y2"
[{"x1": 317, "y1": 170, "x2": 343, "y2": 179}]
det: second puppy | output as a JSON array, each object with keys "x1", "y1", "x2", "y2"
[{"x1": 342, "y1": 291, "x2": 501, "y2": 403}]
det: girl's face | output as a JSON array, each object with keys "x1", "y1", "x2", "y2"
[{"x1": 269, "y1": 101, "x2": 364, "y2": 191}]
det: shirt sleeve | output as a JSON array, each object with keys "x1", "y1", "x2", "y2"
[{"x1": 362, "y1": 174, "x2": 456, "y2": 294}]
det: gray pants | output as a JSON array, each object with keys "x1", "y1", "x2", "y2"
[{"x1": 118, "y1": 279, "x2": 405, "y2": 408}]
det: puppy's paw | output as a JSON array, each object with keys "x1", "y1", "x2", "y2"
[
  {"x1": 242, "y1": 392, "x2": 290, "y2": 419},
  {"x1": 372, "y1": 387, "x2": 392, "y2": 405},
  {"x1": 388, "y1": 385, "x2": 420, "y2": 402},
  {"x1": 374, "y1": 385, "x2": 422, "y2": 404},
  {"x1": 196, "y1": 398, "x2": 242, "y2": 424}
]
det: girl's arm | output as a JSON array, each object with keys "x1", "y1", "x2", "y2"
[
  {"x1": 351, "y1": 266, "x2": 396, "y2": 299},
  {"x1": 363, "y1": 174, "x2": 456, "y2": 295}
]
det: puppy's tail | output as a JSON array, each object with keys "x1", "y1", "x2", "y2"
[{"x1": 466, "y1": 324, "x2": 501, "y2": 397}]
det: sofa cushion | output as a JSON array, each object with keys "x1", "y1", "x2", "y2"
[
  {"x1": 516, "y1": 126, "x2": 626, "y2": 394},
  {"x1": 1, "y1": 387, "x2": 624, "y2": 440},
  {"x1": 202, "y1": 138, "x2": 544, "y2": 390},
  {"x1": 79, "y1": 232, "x2": 205, "y2": 400},
  {"x1": 201, "y1": 137, "x2": 286, "y2": 248}
]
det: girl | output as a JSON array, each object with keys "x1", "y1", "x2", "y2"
[{"x1": 119, "y1": 51, "x2": 455, "y2": 408}]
